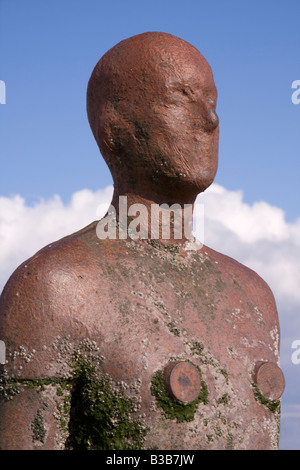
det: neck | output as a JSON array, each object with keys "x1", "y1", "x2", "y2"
[{"x1": 109, "y1": 189, "x2": 197, "y2": 246}]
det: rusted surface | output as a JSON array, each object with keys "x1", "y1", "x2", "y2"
[
  {"x1": 0, "y1": 32, "x2": 283, "y2": 450},
  {"x1": 254, "y1": 362, "x2": 285, "y2": 401},
  {"x1": 163, "y1": 361, "x2": 202, "y2": 403}
]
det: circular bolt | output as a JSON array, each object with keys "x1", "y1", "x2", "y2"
[
  {"x1": 254, "y1": 361, "x2": 285, "y2": 401},
  {"x1": 163, "y1": 361, "x2": 202, "y2": 403}
]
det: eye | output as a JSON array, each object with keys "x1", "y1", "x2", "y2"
[{"x1": 181, "y1": 88, "x2": 190, "y2": 97}]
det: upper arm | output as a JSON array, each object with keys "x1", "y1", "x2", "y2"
[{"x1": 0, "y1": 255, "x2": 74, "y2": 449}]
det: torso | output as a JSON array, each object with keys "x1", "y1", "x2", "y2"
[{"x1": 0, "y1": 222, "x2": 281, "y2": 449}]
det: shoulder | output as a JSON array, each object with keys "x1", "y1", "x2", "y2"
[
  {"x1": 199, "y1": 244, "x2": 278, "y2": 311},
  {"x1": 1, "y1": 221, "x2": 100, "y2": 297},
  {"x1": 0, "y1": 221, "x2": 109, "y2": 377}
]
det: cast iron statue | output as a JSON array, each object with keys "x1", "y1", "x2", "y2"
[{"x1": 0, "y1": 32, "x2": 284, "y2": 450}]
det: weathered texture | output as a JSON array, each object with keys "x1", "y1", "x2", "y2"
[{"x1": 0, "y1": 32, "x2": 283, "y2": 450}]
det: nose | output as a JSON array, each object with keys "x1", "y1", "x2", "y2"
[
  {"x1": 203, "y1": 109, "x2": 219, "y2": 132},
  {"x1": 208, "y1": 109, "x2": 219, "y2": 129}
]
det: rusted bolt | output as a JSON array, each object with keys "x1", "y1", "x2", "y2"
[
  {"x1": 254, "y1": 361, "x2": 285, "y2": 401},
  {"x1": 163, "y1": 361, "x2": 202, "y2": 403}
]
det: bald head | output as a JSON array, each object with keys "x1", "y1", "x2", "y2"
[{"x1": 87, "y1": 32, "x2": 219, "y2": 201}]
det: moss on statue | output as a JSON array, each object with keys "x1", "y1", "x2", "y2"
[
  {"x1": 150, "y1": 366, "x2": 208, "y2": 423},
  {"x1": 252, "y1": 383, "x2": 281, "y2": 413},
  {"x1": 31, "y1": 409, "x2": 46, "y2": 444},
  {"x1": 65, "y1": 355, "x2": 147, "y2": 450},
  {"x1": 0, "y1": 338, "x2": 148, "y2": 450}
]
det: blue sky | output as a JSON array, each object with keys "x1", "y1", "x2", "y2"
[
  {"x1": 0, "y1": 0, "x2": 300, "y2": 450},
  {"x1": 0, "y1": 0, "x2": 299, "y2": 221}
]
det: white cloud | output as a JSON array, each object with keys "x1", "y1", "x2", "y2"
[{"x1": 200, "y1": 184, "x2": 290, "y2": 243}]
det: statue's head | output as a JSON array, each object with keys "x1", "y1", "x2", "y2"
[{"x1": 87, "y1": 32, "x2": 219, "y2": 202}]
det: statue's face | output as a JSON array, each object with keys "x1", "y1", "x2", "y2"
[
  {"x1": 88, "y1": 33, "x2": 219, "y2": 200},
  {"x1": 144, "y1": 54, "x2": 219, "y2": 196}
]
